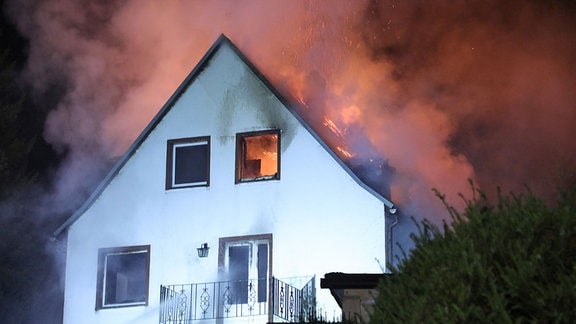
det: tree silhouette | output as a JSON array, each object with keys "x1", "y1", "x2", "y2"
[{"x1": 371, "y1": 184, "x2": 576, "y2": 323}]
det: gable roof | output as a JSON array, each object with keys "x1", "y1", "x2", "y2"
[{"x1": 51, "y1": 34, "x2": 395, "y2": 238}]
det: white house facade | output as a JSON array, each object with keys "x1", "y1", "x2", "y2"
[{"x1": 53, "y1": 35, "x2": 396, "y2": 324}]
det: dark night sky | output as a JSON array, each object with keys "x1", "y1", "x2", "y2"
[{"x1": 1, "y1": 1, "x2": 576, "y2": 323}]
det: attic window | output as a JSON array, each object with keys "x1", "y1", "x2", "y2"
[
  {"x1": 166, "y1": 137, "x2": 210, "y2": 189},
  {"x1": 96, "y1": 245, "x2": 150, "y2": 310},
  {"x1": 236, "y1": 130, "x2": 280, "y2": 183}
]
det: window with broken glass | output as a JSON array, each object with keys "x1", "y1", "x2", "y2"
[
  {"x1": 166, "y1": 136, "x2": 210, "y2": 189},
  {"x1": 96, "y1": 245, "x2": 150, "y2": 309},
  {"x1": 235, "y1": 130, "x2": 280, "y2": 183}
]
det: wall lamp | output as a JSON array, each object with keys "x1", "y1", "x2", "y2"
[{"x1": 197, "y1": 243, "x2": 210, "y2": 258}]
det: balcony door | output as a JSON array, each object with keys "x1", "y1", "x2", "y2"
[{"x1": 219, "y1": 234, "x2": 272, "y2": 306}]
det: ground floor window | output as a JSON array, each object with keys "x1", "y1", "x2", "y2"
[{"x1": 96, "y1": 245, "x2": 150, "y2": 309}]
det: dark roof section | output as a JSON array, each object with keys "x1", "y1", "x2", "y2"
[
  {"x1": 320, "y1": 272, "x2": 388, "y2": 309},
  {"x1": 51, "y1": 34, "x2": 395, "y2": 238},
  {"x1": 320, "y1": 272, "x2": 387, "y2": 290}
]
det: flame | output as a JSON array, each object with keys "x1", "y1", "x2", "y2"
[
  {"x1": 297, "y1": 96, "x2": 311, "y2": 110},
  {"x1": 242, "y1": 133, "x2": 279, "y2": 179},
  {"x1": 336, "y1": 146, "x2": 354, "y2": 159},
  {"x1": 323, "y1": 118, "x2": 344, "y2": 138},
  {"x1": 9, "y1": 0, "x2": 576, "y2": 223}
]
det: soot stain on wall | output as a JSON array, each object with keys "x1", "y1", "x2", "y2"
[{"x1": 219, "y1": 69, "x2": 297, "y2": 152}]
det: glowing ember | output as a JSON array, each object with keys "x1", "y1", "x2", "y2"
[
  {"x1": 8, "y1": 0, "x2": 576, "y2": 225},
  {"x1": 297, "y1": 96, "x2": 311, "y2": 110},
  {"x1": 323, "y1": 118, "x2": 344, "y2": 138},
  {"x1": 336, "y1": 146, "x2": 354, "y2": 159}
]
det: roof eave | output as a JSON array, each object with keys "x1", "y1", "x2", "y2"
[
  {"x1": 51, "y1": 34, "x2": 396, "y2": 238},
  {"x1": 51, "y1": 35, "x2": 233, "y2": 239}
]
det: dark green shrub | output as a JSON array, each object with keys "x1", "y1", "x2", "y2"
[{"x1": 371, "y1": 185, "x2": 576, "y2": 323}]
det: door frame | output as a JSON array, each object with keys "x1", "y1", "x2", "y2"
[
  {"x1": 218, "y1": 233, "x2": 273, "y2": 276},
  {"x1": 218, "y1": 233, "x2": 273, "y2": 300},
  {"x1": 218, "y1": 234, "x2": 273, "y2": 321}
]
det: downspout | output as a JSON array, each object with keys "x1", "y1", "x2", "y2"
[{"x1": 384, "y1": 205, "x2": 398, "y2": 273}]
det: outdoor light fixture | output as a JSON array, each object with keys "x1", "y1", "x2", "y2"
[{"x1": 197, "y1": 243, "x2": 209, "y2": 258}]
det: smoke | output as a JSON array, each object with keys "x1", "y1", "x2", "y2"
[
  {"x1": 357, "y1": 0, "x2": 576, "y2": 206},
  {"x1": 2, "y1": 0, "x2": 575, "y2": 321},
  {"x1": 3, "y1": 0, "x2": 576, "y2": 312}
]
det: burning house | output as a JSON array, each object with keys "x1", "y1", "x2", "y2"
[{"x1": 52, "y1": 35, "x2": 396, "y2": 323}]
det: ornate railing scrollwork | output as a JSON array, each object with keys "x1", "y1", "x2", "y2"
[
  {"x1": 271, "y1": 276, "x2": 316, "y2": 322},
  {"x1": 159, "y1": 275, "x2": 315, "y2": 323}
]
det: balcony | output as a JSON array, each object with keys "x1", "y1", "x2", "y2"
[{"x1": 159, "y1": 276, "x2": 316, "y2": 323}]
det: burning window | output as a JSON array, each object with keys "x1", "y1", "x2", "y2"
[
  {"x1": 96, "y1": 245, "x2": 150, "y2": 309},
  {"x1": 236, "y1": 130, "x2": 280, "y2": 183},
  {"x1": 166, "y1": 137, "x2": 210, "y2": 189}
]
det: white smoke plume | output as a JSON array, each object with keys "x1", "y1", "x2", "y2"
[
  {"x1": 5, "y1": 0, "x2": 576, "y2": 257},
  {"x1": 3, "y1": 0, "x2": 576, "y2": 321}
]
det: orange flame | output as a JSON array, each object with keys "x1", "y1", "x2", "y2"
[
  {"x1": 336, "y1": 146, "x2": 354, "y2": 159},
  {"x1": 322, "y1": 118, "x2": 344, "y2": 138},
  {"x1": 14, "y1": 0, "x2": 576, "y2": 222}
]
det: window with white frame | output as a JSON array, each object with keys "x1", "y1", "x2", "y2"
[
  {"x1": 96, "y1": 245, "x2": 150, "y2": 309},
  {"x1": 166, "y1": 137, "x2": 210, "y2": 189},
  {"x1": 218, "y1": 234, "x2": 272, "y2": 304}
]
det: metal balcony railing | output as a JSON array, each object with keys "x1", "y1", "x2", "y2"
[
  {"x1": 272, "y1": 276, "x2": 316, "y2": 322},
  {"x1": 159, "y1": 276, "x2": 315, "y2": 323}
]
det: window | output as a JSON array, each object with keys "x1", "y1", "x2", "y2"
[
  {"x1": 96, "y1": 245, "x2": 150, "y2": 309},
  {"x1": 236, "y1": 130, "x2": 280, "y2": 183},
  {"x1": 166, "y1": 137, "x2": 210, "y2": 189},
  {"x1": 219, "y1": 234, "x2": 272, "y2": 305}
]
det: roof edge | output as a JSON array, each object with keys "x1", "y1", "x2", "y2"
[
  {"x1": 320, "y1": 272, "x2": 388, "y2": 290},
  {"x1": 51, "y1": 35, "x2": 232, "y2": 238},
  {"x1": 222, "y1": 36, "x2": 395, "y2": 209},
  {"x1": 52, "y1": 34, "x2": 395, "y2": 238}
]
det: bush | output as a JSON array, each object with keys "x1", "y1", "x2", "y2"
[{"x1": 371, "y1": 185, "x2": 576, "y2": 323}]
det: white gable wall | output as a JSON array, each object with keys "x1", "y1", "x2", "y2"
[{"x1": 63, "y1": 43, "x2": 387, "y2": 323}]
